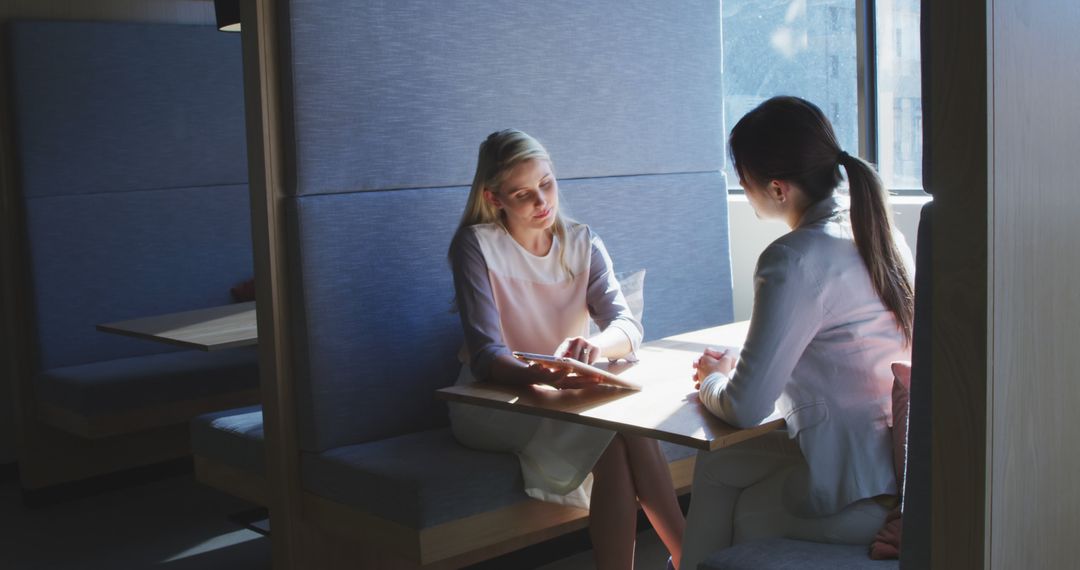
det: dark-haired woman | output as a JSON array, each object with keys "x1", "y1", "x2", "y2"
[{"x1": 680, "y1": 96, "x2": 914, "y2": 569}]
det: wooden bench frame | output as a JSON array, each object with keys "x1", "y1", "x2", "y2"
[{"x1": 195, "y1": 450, "x2": 695, "y2": 568}]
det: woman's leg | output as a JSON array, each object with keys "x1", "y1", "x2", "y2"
[
  {"x1": 680, "y1": 432, "x2": 803, "y2": 570},
  {"x1": 620, "y1": 434, "x2": 686, "y2": 569},
  {"x1": 589, "y1": 434, "x2": 639, "y2": 570}
]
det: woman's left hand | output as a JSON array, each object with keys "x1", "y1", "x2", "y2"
[
  {"x1": 692, "y1": 348, "x2": 736, "y2": 389},
  {"x1": 555, "y1": 336, "x2": 602, "y2": 364}
]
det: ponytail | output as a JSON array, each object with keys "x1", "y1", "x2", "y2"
[
  {"x1": 840, "y1": 152, "x2": 914, "y2": 345},
  {"x1": 730, "y1": 96, "x2": 914, "y2": 345}
]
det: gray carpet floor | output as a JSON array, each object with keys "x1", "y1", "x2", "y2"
[{"x1": 1, "y1": 472, "x2": 669, "y2": 570}]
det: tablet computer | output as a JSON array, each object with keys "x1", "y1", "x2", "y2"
[{"x1": 512, "y1": 351, "x2": 642, "y2": 391}]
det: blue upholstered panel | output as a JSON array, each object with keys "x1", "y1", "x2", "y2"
[
  {"x1": 700, "y1": 538, "x2": 898, "y2": 570},
  {"x1": 288, "y1": 189, "x2": 465, "y2": 451},
  {"x1": 25, "y1": 186, "x2": 254, "y2": 370},
  {"x1": 8, "y1": 21, "x2": 246, "y2": 197},
  {"x1": 288, "y1": 173, "x2": 732, "y2": 451},
  {"x1": 37, "y1": 348, "x2": 259, "y2": 415},
  {"x1": 191, "y1": 405, "x2": 266, "y2": 475},
  {"x1": 302, "y1": 428, "x2": 527, "y2": 529},
  {"x1": 562, "y1": 172, "x2": 733, "y2": 340},
  {"x1": 286, "y1": 0, "x2": 723, "y2": 195}
]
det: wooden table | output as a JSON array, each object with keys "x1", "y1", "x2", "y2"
[
  {"x1": 436, "y1": 321, "x2": 784, "y2": 451},
  {"x1": 97, "y1": 301, "x2": 257, "y2": 351}
]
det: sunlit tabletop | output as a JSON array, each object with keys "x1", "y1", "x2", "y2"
[{"x1": 436, "y1": 321, "x2": 784, "y2": 451}]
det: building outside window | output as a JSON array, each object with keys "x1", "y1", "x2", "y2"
[{"x1": 722, "y1": 0, "x2": 922, "y2": 193}]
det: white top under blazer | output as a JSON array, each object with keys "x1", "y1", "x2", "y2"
[{"x1": 699, "y1": 196, "x2": 914, "y2": 515}]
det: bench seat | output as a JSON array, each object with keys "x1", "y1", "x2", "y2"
[
  {"x1": 193, "y1": 405, "x2": 697, "y2": 565},
  {"x1": 190, "y1": 404, "x2": 266, "y2": 474},
  {"x1": 37, "y1": 348, "x2": 260, "y2": 438},
  {"x1": 700, "y1": 538, "x2": 899, "y2": 570}
]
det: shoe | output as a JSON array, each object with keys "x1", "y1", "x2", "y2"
[{"x1": 666, "y1": 556, "x2": 675, "y2": 570}]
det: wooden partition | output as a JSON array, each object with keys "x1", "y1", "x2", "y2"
[
  {"x1": 240, "y1": 0, "x2": 303, "y2": 566},
  {"x1": 923, "y1": 0, "x2": 989, "y2": 567}
]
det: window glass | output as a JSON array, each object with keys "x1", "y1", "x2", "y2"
[
  {"x1": 722, "y1": 0, "x2": 858, "y2": 188},
  {"x1": 876, "y1": 0, "x2": 923, "y2": 189}
]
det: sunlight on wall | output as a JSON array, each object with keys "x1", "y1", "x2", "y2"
[{"x1": 727, "y1": 194, "x2": 927, "y2": 321}]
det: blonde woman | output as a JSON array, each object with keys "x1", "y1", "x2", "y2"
[{"x1": 448, "y1": 129, "x2": 684, "y2": 570}]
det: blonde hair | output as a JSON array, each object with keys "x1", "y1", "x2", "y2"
[{"x1": 452, "y1": 129, "x2": 575, "y2": 277}]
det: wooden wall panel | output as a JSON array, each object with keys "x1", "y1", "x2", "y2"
[
  {"x1": 991, "y1": 0, "x2": 1080, "y2": 567},
  {"x1": 924, "y1": 0, "x2": 989, "y2": 568}
]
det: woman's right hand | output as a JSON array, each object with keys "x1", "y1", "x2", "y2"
[
  {"x1": 692, "y1": 348, "x2": 737, "y2": 389},
  {"x1": 490, "y1": 353, "x2": 602, "y2": 389},
  {"x1": 526, "y1": 363, "x2": 602, "y2": 390},
  {"x1": 524, "y1": 362, "x2": 609, "y2": 388}
]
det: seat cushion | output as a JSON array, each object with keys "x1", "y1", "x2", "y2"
[
  {"x1": 302, "y1": 428, "x2": 528, "y2": 529},
  {"x1": 36, "y1": 347, "x2": 259, "y2": 415},
  {"x1": 190, "y1": 405, "x2": 265, "y2": 474},
  {"x1": 700, "y1": 538, "x2": 899, "y2": 570}
]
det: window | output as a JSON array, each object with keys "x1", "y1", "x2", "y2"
[
  {"x1": 722, "y1": 0, "x2": 923, "y2": 192},
  {"x1": 876, "y1": 0, "x2": 922, "y2": 190}
]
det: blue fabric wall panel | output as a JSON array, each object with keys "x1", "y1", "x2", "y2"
[
  {"x1": 561, "y1": 172, "x2": 733, "y2": 340},
  {"x1": 25, "y1": 186, "x2": 254, "y2": 370},
  {"x1": 288, "y1": 189, "x2": 466, "y2": 451},
  {"x1": 9, "y1": 21, "x2": 246, "y2": 197},
  {"x1": 288, "y1": 172, "x2": 731, "y2": 452},
  {"x1": 287, "y1": 0, "x2": 723, "y2": 195}
]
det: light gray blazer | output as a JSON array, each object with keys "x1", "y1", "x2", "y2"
[{"x1": 699, "y1": 197, "x2": 913, "y2": 515}]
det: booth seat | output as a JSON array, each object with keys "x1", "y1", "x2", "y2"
[
  {"x1": 193, "y1": 404, "x2": 695, "y2": 564},
  {"x1": 7, "y1": 20, "x2": 259, "y2": 491},
  {"x1": 189, "y1": 171, "x2": 732, "y2": 567},
  {"x1": 37, "y1": 349, "x2": 259, "y2": 439},
  {"x1": 701, "y1": 538, "x2": 900, "y2": 570}
]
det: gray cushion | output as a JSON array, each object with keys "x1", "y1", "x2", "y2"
[
  {"x1": 286, "y1": 0, "x2": 723, "y2": 196},
  {"x1": 36, "y1": 348, "x2": 259, "y2": 416},
  {"x1": 190, "y1": 405, "x2": 265, "y2": 474},
  {"x1": 301, "y1": 428, "x2": 527, "y2": 529},
  {"x1": 8, "y1": 21, "x2": 246, "y2": 197},
  {"x1": 24, "y1": 186, "x2": 254, "y2": 370},
  {"x1": 288, "y1": 172, "x2": 733, "y2": 452},
  {"x1": 700, "y1": 538, "x2": 898, "y2": 570}
]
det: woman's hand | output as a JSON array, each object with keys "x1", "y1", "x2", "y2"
[
  {"x1": 526, "y1": 363, "x2": 601, "y2": 390},
  {"x1": 555, "y1": 336, "x2": 602, "y2": 365},
  {"x1": 691, "y1": 348, "x2": 736, "y2": 389}
]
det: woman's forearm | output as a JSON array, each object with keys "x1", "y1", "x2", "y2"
[
  {"x1": 590, "y1": 325, "x2": 633, "y2": 360},
  {"x1": 487, "y1": 353, "x2": 542, "y2": 386}
]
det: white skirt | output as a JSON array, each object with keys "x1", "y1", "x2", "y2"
[{"x1": 448, "y1": 365, "x2": 615, "y2": 510}]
